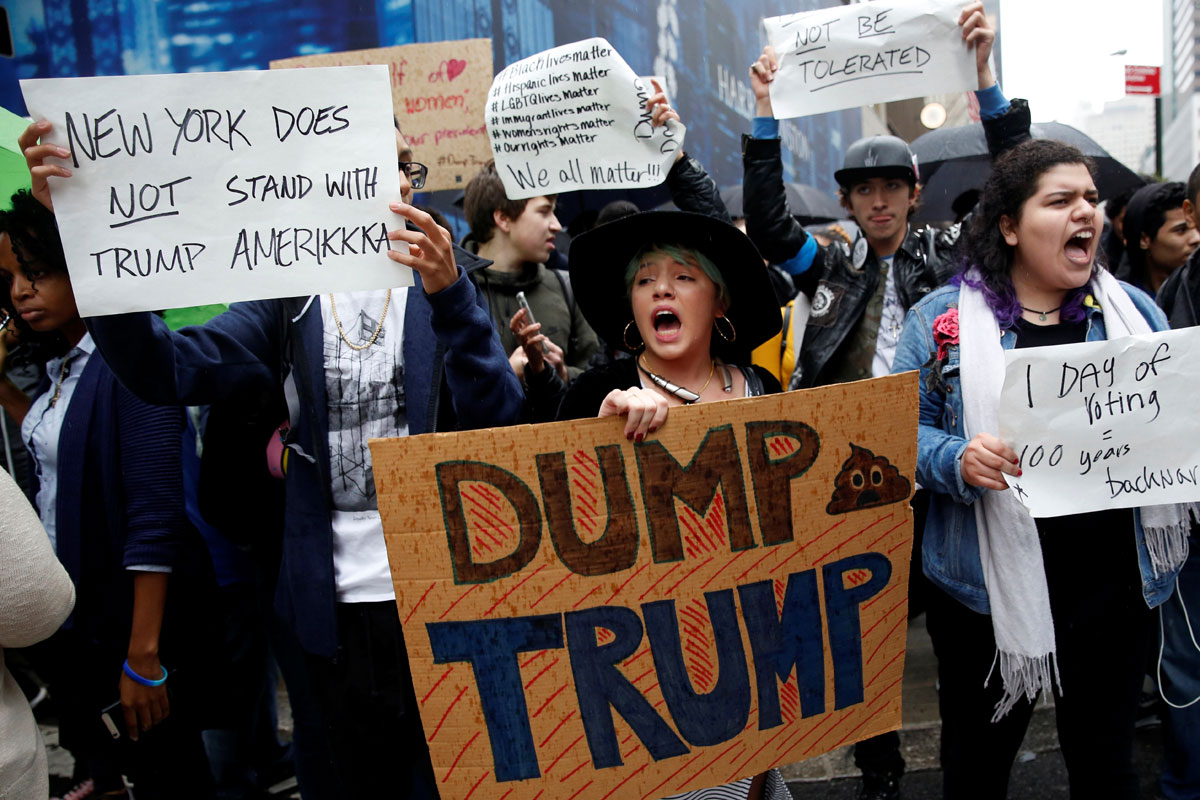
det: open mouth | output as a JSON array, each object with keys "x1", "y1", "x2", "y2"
[
  {"x1": 1064, "y1": 228, "x2": 1094, "y2": 265},
  {"x1": 652, "y1": 309, "x2": 681, "y2": 340}
]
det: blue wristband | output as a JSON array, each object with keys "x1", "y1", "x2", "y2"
[{"x1": 123, "y1": 659, "x2": 168, "y2": 687}]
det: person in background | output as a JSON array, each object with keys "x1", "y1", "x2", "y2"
[
  {"x1": 1151, "y1": 161, "x2": 1200, "y2": 800},
  {"x1": 1101, "y1": 183, "x2": 1142, "y2": 271},
  {"x1": 1117, "y1": 181, "x2": 1200, "y2": 295},
  {"x1": 461, "y1": 159, "x2": 601, "y2": 419},
  {"x1": 0, "y1": 467, "x2": 74, "y2": 800}
]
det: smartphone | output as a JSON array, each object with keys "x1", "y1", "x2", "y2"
[{"x1": 515, "y1": 292, "x2": 548, "y2": 354}]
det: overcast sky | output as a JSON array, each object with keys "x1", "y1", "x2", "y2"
[{"x1": 999, "y1": 0, "x2": 1165, "y2": 126}]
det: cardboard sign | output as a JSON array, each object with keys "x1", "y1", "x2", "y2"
[
  {"x1": 763, "y1": 0, "x2": 977, "y2": 120},
  {"x1": 1000, "y1": 328, "x2": 1200, "y2": 517},
  {"x1": 485, "y1": 38, "x2": 685, "y2": 200},
  {"x1": 21, "y1": 67, "x2": 406, "y2": 317},
  {"x1": 271, "y1": 39, "x2": 493, "y2": 192},
  {"x1": 371, "y1": 374, "x2": 916, "y2": 800}
]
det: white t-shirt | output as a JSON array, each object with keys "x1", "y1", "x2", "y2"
[
  {"x1": 319, "y1": 288, "x2": 409, "y2": 602},
  {"x1": 872, "y1": 255, "x2": 904, "y2": 378}
]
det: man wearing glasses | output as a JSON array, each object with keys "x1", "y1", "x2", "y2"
[{"x1": 77, "y1": 120, "x2": 523, "y2": 799}]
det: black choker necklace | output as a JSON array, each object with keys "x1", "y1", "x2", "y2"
[
  {"x1": 637, "y1": 356, "x2": 732, "y2": 404},
  {"x1": 1021, "y1": 304, "x2": 1062, "y2": 322}
]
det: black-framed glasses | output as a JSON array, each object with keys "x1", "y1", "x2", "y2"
[{"x1": 399, "y1": 161, "x2": 428, "y2": 190}]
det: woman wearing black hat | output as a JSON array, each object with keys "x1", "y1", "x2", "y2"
[
  {"x1": 550, "y1": 210, "x2": 788, "y2": 800},
  {"x1": 555, "y1": 211, "x2": 783, "y2": 432}
]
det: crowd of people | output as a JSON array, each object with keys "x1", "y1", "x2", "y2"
[{"x1": 1, "y1": 3, "x2": 1198, "y2": 800}]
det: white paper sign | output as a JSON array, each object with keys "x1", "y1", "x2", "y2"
[
  {"x1": 998, "y1": 328, "x2": 1200, "y2": 517},
  {"x1": 485, "y1": 38, "x2": 685, "y2": 200},
  {"x1": 763, "y1": 0, "x2": 977, "y2": 119},
  {"x1": 21, "y1": 66, "x2": 408, "y2": 317}
]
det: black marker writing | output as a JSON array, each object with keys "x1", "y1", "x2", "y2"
[
  {"x1": 164, "y1": 108, "x2": 251, "y2": 154},
  {"x1": 108, "y1": 176, "x2": 192, "y2": 229}
]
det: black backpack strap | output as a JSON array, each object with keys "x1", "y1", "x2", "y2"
[
  {"x1": 743, "y1": 365, "x2": 766, "y2": 397},
  {"x1": 553, "y1": 268, "x2": 580, "y2": 355}
]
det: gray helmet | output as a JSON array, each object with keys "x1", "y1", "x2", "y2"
[{"x1": 834, "y1": 135, "x2": 919, "y2": 189}]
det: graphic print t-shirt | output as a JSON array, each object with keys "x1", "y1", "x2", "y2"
[{"x1": 320, "y1": 288, "x2": 409, "y2": 602}]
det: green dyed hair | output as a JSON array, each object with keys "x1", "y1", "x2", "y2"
[{"x1": 623, "y1": 243, "x2": 730, "y2": 309}]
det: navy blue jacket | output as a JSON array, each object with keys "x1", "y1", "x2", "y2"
[
  {"x1": 41, "y1": 354, "x2": 187, "y2": 643},
  {"x1": 87, "y1": 248, "x2": 524, "y2": 657}
]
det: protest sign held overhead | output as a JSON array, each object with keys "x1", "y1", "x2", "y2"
[
  {"x1": 371, "y1": 373, "x2": 916, "y2": 800},
  {"x1": 21, "y1": 67, "x2": 406, "y2": 317},
  {"x1": 763, "y1": 0, "x2": 977, "y2": 120},
  {"x1": 999, "y1": 327, "x2": 1200, "y2": 517},
  {"x1": 486, "y1": 38, "x2": 686, "y2": 199},
  {"x1": 271, "y1": 39, "x2": 493, "y2": 192}
]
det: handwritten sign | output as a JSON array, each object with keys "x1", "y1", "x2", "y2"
[
  {"x1": 999, "y1": 328, "x2": 1200, "y2": 517},
  {"x1": 271, "y1": 40, "x2": 493, "y2": 192},
  {"x1": 485, "y1": 38, "x2": 685, "y2": 200},
  {"x1": 763, "y1": 0, "x2": 976, "y2": 119},
  {"x1": 371, "y1": 374, "x2": 916, "y2": 800},
  {"x1": 21, "y1": 67, "x2": 406, "y2": 317}
]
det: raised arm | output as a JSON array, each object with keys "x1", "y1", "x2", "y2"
[
  {"x1": 743, "y1": 47, "x2": 820, "y2": 275},
  {"x1": 644, "y1": 79, "x2": 732, "y2": 223}
]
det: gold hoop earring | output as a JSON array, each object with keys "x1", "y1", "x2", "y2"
[
  {"x1": 714, "y1": 315, "x2": 737, "y2": 342},
  {"x1": 623, "y1": 320, "x2": 644, "y2": 351}
]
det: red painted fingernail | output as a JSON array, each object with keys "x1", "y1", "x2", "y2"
[
  {"x1": 635, "y1": 433, "x2": 644, "y2": 443},
  {"x1": 626, "y1": 432, "x2": 633, "y2": 441},
  {"x1": 1017, "y1": 469, "x2": 1023, "y2": 476}
]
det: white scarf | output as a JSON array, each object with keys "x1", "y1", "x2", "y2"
[{"x1": 958, "y1": 267, "x2": 1191, "y2": 720}]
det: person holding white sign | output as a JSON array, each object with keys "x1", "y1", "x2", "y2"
[
  {"x1": 746, "y1": 6, "x2": 1023, "y2": 798},
  {"x1": 22, "y1": 117, "x2": 525, "y2": 799},
  {"x1": 891, "y1": 139, "x2": 1189, "y2": 800}
]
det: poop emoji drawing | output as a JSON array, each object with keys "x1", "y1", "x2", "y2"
[{"x1": 826, "y1": 443, "x2": 911, "y2": 514}]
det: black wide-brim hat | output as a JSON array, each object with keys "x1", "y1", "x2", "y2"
[{"x1": 569, "y1": 211, "x2": 781, "y2": 362}]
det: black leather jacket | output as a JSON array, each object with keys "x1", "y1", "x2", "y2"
[
  {"x1": 742, "y1": 99, "x2": 1032, "y2": 388},
  {"x1": 667, "y1": 152, "x2": 731, "y2": 222}
]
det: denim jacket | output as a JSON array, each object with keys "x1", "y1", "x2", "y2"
[{"x1": 891, "y1": 281, "x2": 1179, "y2": 614}]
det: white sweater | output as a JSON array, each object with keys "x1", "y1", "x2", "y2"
[{"x1": 0, "y1": 469, "x2": 74, "y2": 800}]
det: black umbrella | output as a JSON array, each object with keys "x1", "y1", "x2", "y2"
[
  {"x1": 658, "y1": 183, "x2": 843, "y2": 225},
  {"x1": 909, "y1": 121, "x2": 1145, "y2": 223}
]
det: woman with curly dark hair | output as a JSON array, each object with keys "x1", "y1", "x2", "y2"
[
  {"x1": 0, "y1": 190, "x2": 213, "y2": 799},
  {"x1": 891, "y1": 139, "x2": 1189, "y2": 800}
]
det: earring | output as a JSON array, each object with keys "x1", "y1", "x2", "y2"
[
  {"x1": 714, "y1": 315, "x2": 737, "y2": 342},
  {"x1": 623, "y1": 321, "x2": 644, "y2": 350}
]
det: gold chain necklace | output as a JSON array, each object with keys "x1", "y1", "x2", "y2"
[
  {"x1": 328, "y1": 290, "x2": 391, "y2": 351},
  {"x1": 47, "y1": 352, "x2": 79, "y2": 408}
]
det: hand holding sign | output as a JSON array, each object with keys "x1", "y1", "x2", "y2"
[
  {"x1": 18, "y1": 120, "x2": 71, "y2": 212},
  {"x1": 762, "y1": 0, "x2": 983, "y2": 120}
]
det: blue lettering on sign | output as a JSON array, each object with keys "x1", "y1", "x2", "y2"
[{"x1": 426, "y1": 556, "x2": 893, "y2": 782}]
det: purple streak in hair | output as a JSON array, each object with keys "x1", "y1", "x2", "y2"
[{"x1": 952, "y1": 260, "x2": 1093, "y2": 328}]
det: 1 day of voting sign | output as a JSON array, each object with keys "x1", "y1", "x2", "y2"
[
  {"x1": 999, "y1": 327, "x2": 1200, "y2": 517},
  {"x1": 21, "y1": 67, "x2": 406, "y2": 317},
  {"x1": 763, "y1": 0, "x2": 978, "y2": 119}
]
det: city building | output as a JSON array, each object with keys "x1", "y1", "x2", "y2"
[
  {"x1": 1082, "y1": 95, "x2": 1157, "y2": 175},
  {"x1": 1161, "y1": 0, "x2": 1200, "y2": 180}
]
